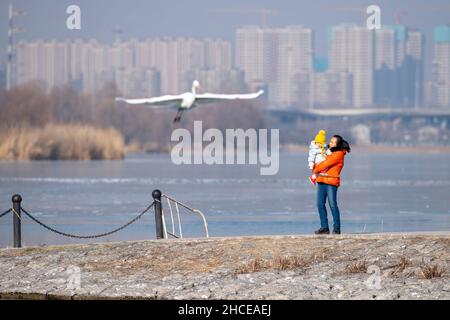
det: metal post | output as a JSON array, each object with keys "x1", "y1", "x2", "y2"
[
  {"x1": 152, "y1": 190, "x2": 164, "y2": 239},
  {"x1": 12, "y1": 194, "x2": 22, "y2": 248}
]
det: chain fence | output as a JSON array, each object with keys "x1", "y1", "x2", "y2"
[
  {"x1": 0, "y1": 208, "x2": 12, "y2": 219},
  {"x1": 17, "y1": 203, "x2": 154, "y2": 239},
  {"x1": 2, "y1": 192, "x2": 209, "y2": 244}
]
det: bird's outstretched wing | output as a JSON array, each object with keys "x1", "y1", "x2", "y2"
[
  {"x1": 194, "y1": 90, "x2": 264, "y2": 104},
  {"x1": 115, "y1": 94, "x2": 183, "y2": 108}
]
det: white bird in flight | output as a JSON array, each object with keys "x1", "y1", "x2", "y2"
[{"x1": 115, "y1": 80, "x2": 264, "y2": 123}]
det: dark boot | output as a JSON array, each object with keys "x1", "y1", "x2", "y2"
[
  {"x1": 314, "y1": 228, "x2": 330, "y2": 235},
  {"x1": 332, "y1": 229, "x2": 341, "y2": 235}
]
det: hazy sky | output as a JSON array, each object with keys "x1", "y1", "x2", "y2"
[{"x1": 1, "y1": 0, "x2": 450, "y2": 71}]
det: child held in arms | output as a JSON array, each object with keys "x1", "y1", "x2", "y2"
[{"x1": 307, "y1": 130, "x2": 330, "y2": 185}]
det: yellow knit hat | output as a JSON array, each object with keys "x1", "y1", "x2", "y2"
[{"x1": 314, "y1": 130, "x2": 326, "y2": 145}]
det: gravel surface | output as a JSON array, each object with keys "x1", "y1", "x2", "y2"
[{"x1": 0, "y1": 233, "x2": 449, "y2": 300}]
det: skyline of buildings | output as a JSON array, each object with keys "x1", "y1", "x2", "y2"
[
  {"x1": 15, "y1": 37, "x2": 234, "y2": 96},
  {"x1": 5, "y1": 24, "x2": 450, "y2": 109}
]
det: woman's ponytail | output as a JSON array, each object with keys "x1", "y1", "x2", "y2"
[{"x1": 341, "y1": 139, "x2": 351, "y2": 153}]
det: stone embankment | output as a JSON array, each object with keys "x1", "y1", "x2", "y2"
[{"x1": 0, "y1": 234, "x2": 448, "y2": 299}]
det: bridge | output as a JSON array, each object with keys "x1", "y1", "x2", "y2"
[
  {"x1": 266, "y1": 108, "x2": 450, "y2": 122},
  {"x1": 264, "y1": 107, "x2": 450, "y2": 145}
]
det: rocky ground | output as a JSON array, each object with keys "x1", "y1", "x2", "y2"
[{"x1": 0, "y1": 234, "x2": 449, "y2": 300}]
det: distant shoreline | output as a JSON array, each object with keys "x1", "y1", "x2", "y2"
[
  {"x1": 134, "y1": 143, "x2": 450, "y2": 154},
  {"x1": 281, "y1": 144, "x2": 450, "y2": 153},
  {"x1": 2, "y1": 143, "x2": 450, "y2": 161}
]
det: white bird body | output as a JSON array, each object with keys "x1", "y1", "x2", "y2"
[
  {"x1": 179, "y1": 92, "x2": 196, "y2": 109},
  {"x1": 115, "y1": 80, "x2": 264, "y2": 122}
]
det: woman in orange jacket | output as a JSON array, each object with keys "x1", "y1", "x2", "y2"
[{"x1": 312, "y1": 135, "x2": 351, "y2": 235}]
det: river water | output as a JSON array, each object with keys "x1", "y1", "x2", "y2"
[{"x1": 1, "y1": 151, "x2": 449, "y2": 247}]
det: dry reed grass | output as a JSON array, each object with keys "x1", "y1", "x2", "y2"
[
  {"x1": 418, "y1": 264, "x2": 447, "y2": 279},
  {"x1": 345, "y1": 260, "x2": 368, "y2": 274},
  {"x1": 236, "y1": 252, "x2": 328, "y2": 274},
  {"x1": 0, "y1": 124, "x2": 124, "y2": 160}
]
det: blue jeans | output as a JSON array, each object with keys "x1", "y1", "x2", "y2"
[{"x1": 316, "y1": 182, "x2": 341, "y2": 231}]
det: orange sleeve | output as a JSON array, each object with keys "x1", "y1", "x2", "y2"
[{"x1": 313, "y1": 152, "x2": 340, "y2": 174}]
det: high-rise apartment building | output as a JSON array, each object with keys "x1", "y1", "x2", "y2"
[
  {"x1": 313, "y1": 71, "x2": 352, "y2": 108},
  {"x1": 236, "y1": 25, "x2": 313, "y2": 107},
  {"x1": 432, "y1": 26, "x2": 450, "y2": 107},
  {"x1": 115, "y1": 67, "x2": 160, "y2": 98},
  {"x1": 329, "y1": 24, "x2": 374, "y2": 108}
]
